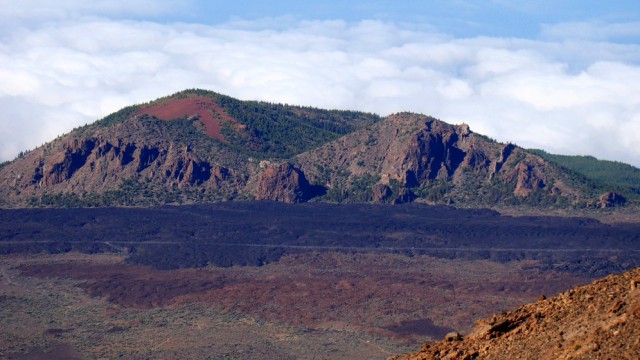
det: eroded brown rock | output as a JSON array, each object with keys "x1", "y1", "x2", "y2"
[
  {"x1": 0, "y1": 104, "x2": 616, "y2": 207},
  {"x1": 254, "y1": 162, "x2": 314, "y2": 203},
  {"x1": 43, "y1": 138, "x2": 96, "y2": 186},
  {"x1": 597, "y1": 192, "x2": 626, "y2": 208},
  {"x1": 391, "y1": 268, "x2": 640, "y2": 360},
  {"x1": 297, "y1": 113, "x2": 583, "y2": 205}
]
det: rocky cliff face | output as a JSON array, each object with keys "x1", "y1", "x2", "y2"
[
  {"x1": 253, "y1": 162, "x2": 318, "y2": 203},
  {"x1": 0, "y1": 117, "x2": 247, "y2": 207},
  {"x1": 0, "y1": 92, "x2": 617, "y2": 208},
  {"x1": 596, "y1": 192, "x2": 627, "y2": 208},
  {"x1": 391, "y1": 267, "x2": 640, "y2": 360},
  {"x1": 296, "y1": 113, "x2": 584, "y2": 206}
]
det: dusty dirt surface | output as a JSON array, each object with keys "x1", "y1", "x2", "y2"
[
  {"x1": 495, "y1": 205, "x2": 640, "y2": 224},
  {"x1": 9, "y1": 344, "x2": 87, "y2": 360},
  {"x1": 137, "y1": 94, "x2": 238, "y2": 141},
  {"x1": 6, "y1": 252, "x2": 586, "y2": 358},
  {"x1": 1, "y1": 254, "x2": 416, "y2": 360},
  {"x1": 392, "y1": 267, "x2": 640, "y2": 360}
]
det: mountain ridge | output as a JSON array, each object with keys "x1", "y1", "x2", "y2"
[
  {"x1": 0, "y1": 89, "x2": 633, "y2": 208},
  {"x1": 295, "y1": 112, "x2": 586, "y2": 206},
  {"x1": 529, "y1": 149, "x2": 640, "y2": 199}
]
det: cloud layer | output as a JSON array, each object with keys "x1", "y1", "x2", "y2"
[{"x1": 1, "y1": 13, "x2": 639, "y2": 167}]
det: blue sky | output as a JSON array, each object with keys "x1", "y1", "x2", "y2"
[
  {"x1": 47, "y1": 0, "x2": 639, "y2": 40},
  {"x1": 1, "y1": 0, "x2": 640, "y2": 166},
  {"x1": 186, "y1": 1, "x2": 640, "y2": 39}
]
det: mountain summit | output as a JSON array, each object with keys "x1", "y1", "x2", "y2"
[{"x1": 0, "y1": 89, "x2": 628, "y2": 208}]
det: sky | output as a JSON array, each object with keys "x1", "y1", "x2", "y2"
[{"x1": 1, "y1": 1, "x2": 640, "y2": 166}]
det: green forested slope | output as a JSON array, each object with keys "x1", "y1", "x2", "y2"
[
  {"x1": 529, "y1": 149, "x2": 640, "y2": 198},
  {"x1": 78, "y1": 89, "x2": 380, "y2": 160}
]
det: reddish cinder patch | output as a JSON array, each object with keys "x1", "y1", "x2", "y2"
[
  {"x1": 137, "y1": 95, "x2": 237, "y2": 142},
  {"x1": 15, "y1": 253, "x2": 587, "y2": 342}
]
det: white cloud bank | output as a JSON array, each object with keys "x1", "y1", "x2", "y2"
[{"x1": 1, "y1": 14, "x2": 639, "y2": 167}]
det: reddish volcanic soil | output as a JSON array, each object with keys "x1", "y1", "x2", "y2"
[
  {"x1": 16, "y1": 253, "x2": 587, "y2": 342},
  {"x1": 392, "y1": 267, "x2": 640, "y2": 360},
  {"x1": 137, "y1": 95, "x2": 238, "y2": 141}
]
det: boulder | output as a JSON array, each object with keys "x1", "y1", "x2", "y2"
[
  {"x1": 254, "y1": 163, "x2": 315, "y2": 203},
  {"x1": 597, "y1": 192, "x2": 626, "y2": 208}
]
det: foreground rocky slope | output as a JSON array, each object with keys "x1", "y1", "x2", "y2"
[
  {"x1": 0, "y1": 89, "x2": 625, "y2": 208},
  {"x1": 392, "y1": 267, "x2": 640, "y2": 360}
]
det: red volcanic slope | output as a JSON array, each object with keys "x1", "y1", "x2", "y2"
[{"x1": 137, "y1": 95, "x2": 237, "y2": 142}]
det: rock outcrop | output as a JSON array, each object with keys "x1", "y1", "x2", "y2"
[
  {"x1": 0, "y1": 92, "x2": 622, "y2": 208},
  {"x1": 0, "y1": 116, "x2": 247, "y2": 206},
  {"x1": 296, "y1": 113, "x2": 584, "y2": 206},
  {"x1": 42, "y1": 138, "x2": 96, "y2": 186},
  {"x1": 44, "y1": 137, "x2": 220, "y2": 190},
  {"x1": 254, "y1": 162, "x2": 316, "y2": 203},
  {"x1": 391, "y1": 267, "x2": 640, "y2": 360},
  {"x1": 597, "y1": 192, "x2": 626, "y2": 208}
]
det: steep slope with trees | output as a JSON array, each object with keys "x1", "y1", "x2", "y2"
[
  {"x1": 296, "y1": 113, "x2": 609, "y2": 207},
  {"x1": 529, "y1": 149, "x2": 640, "y2": 200},
  {"x1": 0, "y1": 90, "x2": 629, "y2": 208},
  {"x1": 0, "y1": 90, "x2": 378, "y2": 207}
]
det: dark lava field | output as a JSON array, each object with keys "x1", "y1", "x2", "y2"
[
  {"x1": 2, "y1": 202, "x2": 639, "y2": 277},
  {"x1": 3, "y1": 202, "x2": 640, "y2": 359}
]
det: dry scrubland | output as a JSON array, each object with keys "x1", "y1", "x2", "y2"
[
  {"x1": 2, "y1": 252, "x2": 583, "y2": 360},
  {"x1": 2, "y1": 202, "x2": 640, "y2": 359}
]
